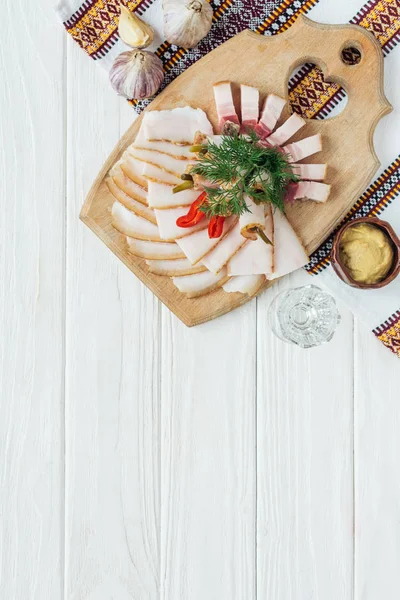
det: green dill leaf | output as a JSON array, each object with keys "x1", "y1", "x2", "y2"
[{"x1": 191, "y1": 133, "x2": 299, "y2": 218}]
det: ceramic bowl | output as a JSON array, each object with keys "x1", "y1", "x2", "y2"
[{"x1": 330, "y1": 216, "x2": 400, "y2": 289}]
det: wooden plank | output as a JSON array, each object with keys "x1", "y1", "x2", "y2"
[
  {"x1": 159, "y1": 303, "x2": 257, "y2": 599},
  {"x1": 0, "y1": 1, "x2": 65, "y2": 597},
  {"x1": 64, "y1": 41, "x2": 160, "y2": 599},
  {"x1": 256, "y1": 271, "x2": 354, "y2": 599},
  {"x1": 81, "y1": 17, "x2": 390, "y2": 326},
  {"x1": 354, "y1": 321, "x2": 400, "y2": 600}
]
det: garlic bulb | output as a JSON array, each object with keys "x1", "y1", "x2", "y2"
[
  {"x1": 118, "y1": 5, "x2": 154, "y2": 48},
  {"x1": 110, "y1": 50, "x2": 164, "y2": 99},
  {"x1": 163, "y1": 0, "x2": 213, "y2": 49}
]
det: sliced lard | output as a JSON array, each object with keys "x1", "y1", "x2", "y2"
[
  {"x1": 292, "y1": 164, "x2": 327, "y2": 181},
  {"x1": 129, "y1": 147, "x2": 195, "y2": 177},
  {"x1": 255, "y1": 94, "x2": 286, "y2": 138},
  {"x1": 147, "y1": 180, "x2": 200, "y2": 209},
  {"x1": 154, "y1": 207, "x2": 207, "y2": 240},
  {"x1": 266, "y1": 113, "x2": 306, "y2": 147},
  {"x1": 284, "y1": 134, "x2": 322, "y2": 163},
  {"x1": 239, "y1": 196, "x2": 266, "y2": 239},
  {"x1": 223, "y1": 275, "x2": 265, "y2": 295},
  {"x1": 240, "y1": 85, "x2": 259, "y2": 130},
  {"x1": 213, "y1": 81, "x2": 240, "y2": 132},
  {"x1": 143, "y1": 107, "x2": 213, "y2": 143},
  {"x1": 146, "y1": 258, "x2": 206, "y2": 277},
  {"x1": 267, "y1": 210, "x2": 309, "y2": 279},
  {"x1": 111, "y1": 166, "x2": 148, "y2": 205},
  {"x1": 133, "y1": 127, "x2": 193, "y2": 159},
  {"x1": 120, "y1": 155, "x2": 148, "y2": 189},
  {"x1": 176, "y1": 216, "x2": 237, "y2": 264},
  {"x1": 112, "y1": 202, "x2": 164, "y2": 242},
  {"x1": 172, "y1": 268, "x2": 228, "y2": 298},
  {"x1": 106, "y1": 178, "x2": 156, "y2": 224},
  {"x1": 228, "y1": 206, "x2": 274, "y2": 275},
  {"x1": 290, "y1": 181, "x2": 331, "y2": 203},
  {"x1": 142, "y1": 161, "x2": 182, "y2": 186},
  {"x1": 201, "y1": 222, "x2": 247, "y2": 274},
  {"x1": 126, "y1": 238, "x2": 185, "y2": 260},
  {"x1": 227, "y1": 239, "x2": 273, "y2": 276}
]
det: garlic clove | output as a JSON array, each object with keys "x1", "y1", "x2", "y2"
[
  {"x1": 163, "y1": 0, "x2": 213, "y2": 49},
  {"x1": 110, "y1": 50, "x2": 164, "y2": 100},
  {"x1": 118, "y1": 5, "x2": 154, "y2": 49}
]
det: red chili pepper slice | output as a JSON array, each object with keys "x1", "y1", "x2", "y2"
[
  {"x1": 176, "y1": 192, "x2": 207, "y2": 228},
  {"x1": 208, "y1": 215, "x2": 225, "y2": 239}
]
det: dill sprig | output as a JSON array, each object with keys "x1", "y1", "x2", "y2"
[{"x1": 190, "y1": 131, "x2": 299, "y2": 217}]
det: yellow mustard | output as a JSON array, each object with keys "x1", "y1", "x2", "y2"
[{"x1": 339, "y1": 223, "x2": 394, "y2": 285}]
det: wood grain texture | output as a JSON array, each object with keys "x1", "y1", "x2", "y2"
[
  {"x1": 0, "y1": 1, "x2": 65, "y2": 597},
  {"x1": 81, "y1": 16, "x2": 391, "y2": 326},
  {"x1": 64, "y1": 39, "x2": 160, "y2": 600},
  {"x1": 354, "y1": 321, "x2": 400, "y2": 600},
  {"x1": 256, "y1": 271, "x2": 355, "y2": 600},
  {"x1": 3, "y1": 2, "x2": 400, "y2": 599},
  {"x1": 159, "y1": 303, "x2": 257, "y2": 600}
]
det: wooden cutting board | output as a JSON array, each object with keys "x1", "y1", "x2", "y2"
[{"x1": 81, "y1": 16, "x2": 391, "y2": 327}]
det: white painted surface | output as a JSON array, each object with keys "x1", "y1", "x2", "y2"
[{"x1": 0, "y1": 2, "x2": 400, "y2": 599}]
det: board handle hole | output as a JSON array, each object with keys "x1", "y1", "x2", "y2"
[
  {"x1": 341, "y1": 46, "x2": 362, "y2": 65},
  {"x1": 288, "y1": 63, "x2": 348, "y2": 120}
]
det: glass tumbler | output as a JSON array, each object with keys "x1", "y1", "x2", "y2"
[{"x1": 268, "y1": 284, "x2": 341, "y2": 348}]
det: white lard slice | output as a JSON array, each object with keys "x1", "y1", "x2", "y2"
[
  {"x1": 142, "y1": 161, "x2": 181, "y2": 186},
  {"x1": 223, "y1": 275, "x2": 265, "y2": 295},
  {"x1": 240, "y1": 84, "x2": 259, "y2": 128},
  {"x1": 284, "y1": 134, "x2": 322, "y2": 163},
  {"x1": 293, "y1": 181, "x2": 331, "y2": 203},
  {"x1": 133, "y1": 127, "x2": 194, "y2": 159},
  {"x1": 227, "y1": 239, "x2": 273, "y2": 276},
  {"x1": 176, "y1": 216, "x2": 237, "y2": 264},
  {"x1": 201, "y1": 222, "x2": 247, "y2": 274},
  {"x1": 112, "y1": 202, "x2": 165, "y2": 242},
  {"x1": 255, "y1": 94, "x2": 286, "y2": 138},
  {"x1": 266, "y1": 113, "x2": 306, "y2": 146},
  {"x1": 267, "y1": 210, "x2": 309, "y2": 280},
  {"x1": 172, "y1": 268, "x2": 228, "y2": 298},
  {"x1": 239, "y1": 196, "x2": 266, "y2": 238},
  {"x1": 106, "y1": 178, "x2": 156, "y2": 224},
  {"x1": 227, "y1": 206, "x2": 274, "y2": 275},
  {"x1": 145, "y1": 258, "x2": 206, "y2": 277},
  {"x1": 292, "y1": 164, "x2": 327, "y2": 181},
  {"x1": 128, "y1": 147, "x2": 195, "y2": 177},
  {"x1": 147, "y1": 181, "x2": 200, "y2": 209},
  {"x1": 213, "y1": 81, "x2": 240, "y2": 130},
  {"x1": 119, "y1": 154, "x2": 148, "y2": 189},
  {"x1": 143, "y1": 107, "x2": 213, "y2": 143},
  {"x1": 126, "y1": 238, "x2": 185, "y2": 260},
  {"x1": 111, "y1": 166, "x2": 148, "y2": 205}
]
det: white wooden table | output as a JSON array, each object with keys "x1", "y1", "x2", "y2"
[{"x1": 1, "y1": 1, "x2": 400, "y2": 598}]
